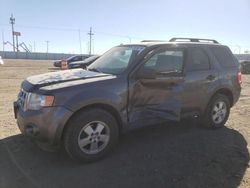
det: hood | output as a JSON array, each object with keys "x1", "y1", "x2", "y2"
[{"x1": 26, "y1": 69, "x2": 110, "y2": 87}]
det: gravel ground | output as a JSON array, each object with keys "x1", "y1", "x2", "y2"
[{"x1": 0, "y1": 59, "x2": 250, "y2": 188}]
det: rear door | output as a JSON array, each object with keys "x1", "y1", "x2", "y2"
[{"x1": 181, "y1": 46, "x2": 219, "y2": 115}]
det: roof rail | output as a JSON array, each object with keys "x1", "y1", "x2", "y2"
[
  {"x1": 141, "y1": 40, "x2": 167, "y2": 43},
  {"x1": 169, "y1": 38, "x2": 219, "y2": 44}
]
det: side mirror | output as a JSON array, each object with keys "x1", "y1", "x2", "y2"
[{"x1": 136, "y1": 67, "x2": 156, "y2": 79}]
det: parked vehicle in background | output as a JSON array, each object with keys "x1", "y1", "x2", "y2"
[
  {"x1": 53, "y1": 55, "x2": 89, "y2": 67},
  {"x1": 240, "y1": 60, "x2": 250, "y2": 74},
  {"x1": 0, "y1": 56, "x2": 4, "y2": 65},
  {"x1": 68, "y1": 55, "x2": 100, "y2": 69},
  {"x1": 14, "y1": 38, "x2": 241, "y2": 162}
]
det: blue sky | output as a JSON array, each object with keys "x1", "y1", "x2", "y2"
[{"x1": 0, "y1": 0, "x2": 250, "y2": 54}]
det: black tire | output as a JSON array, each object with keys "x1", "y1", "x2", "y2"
[
  {"x1": 63, "y1": 108, "x2": 119, "y2": 162},
  {"x1": 202, "y1": 94, "x2": 230, "y2": 129}
]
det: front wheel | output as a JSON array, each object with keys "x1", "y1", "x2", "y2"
[
  {"x1": 63, "y1": 108, "x2": 119, "y2": 162},
  {"x1": 203, "y1": 94, "x2": 230, "y2": 129}
]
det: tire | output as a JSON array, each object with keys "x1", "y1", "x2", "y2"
[
  {"x1": 63, "y1": 108, "x2": 119, "y2": 162},
  {"x1": 202, "y1": 94, "x2": 230, "y2": 129}
]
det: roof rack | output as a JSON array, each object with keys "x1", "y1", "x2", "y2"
[
  {"x1": 141, "y1": 40, "x2": 168, "y2": 43},
  {"x1": 169, "y1": 38, "x2": 219, "y2": 44}
]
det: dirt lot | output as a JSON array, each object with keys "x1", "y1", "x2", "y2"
[{"x1": 0, "y1": 59, "x2": 250, "y2": 188}]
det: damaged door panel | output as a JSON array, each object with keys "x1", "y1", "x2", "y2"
[{"x1": 128, "y1": 48, "x2": 185, "y2": 125}]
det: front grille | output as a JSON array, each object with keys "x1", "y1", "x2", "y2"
[{"x1": 17, "y1": 89, "x2": 28, "y2": 109}]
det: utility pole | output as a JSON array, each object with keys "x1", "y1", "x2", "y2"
[
  {"x1": 88, "y1": 27, "x2": 94, "y2": 55},
  {"x1": 45, "y1": 40, "x2": 49, "y2": 53},
  {"x1": 9, "y1": 14, "x2": 15, "y2": 52},
  {"x1": 78, "y1": 29, "x2": 82, "y2": 54},
  {"x1": 1, "y1": 30, "x2": 4, "y2": 52},
  {"x1": 16, "y1": 34, "x2": 19, "y2": 51}
]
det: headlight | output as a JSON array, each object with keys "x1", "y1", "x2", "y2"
[{"x1": 25, "y1": 93, "x2": 54, "y2": 111}]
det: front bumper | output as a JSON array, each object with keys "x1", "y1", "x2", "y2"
[{"x1": 14, "y1": 102, "x2": 73, "y2": 145}]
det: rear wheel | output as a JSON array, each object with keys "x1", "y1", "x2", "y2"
[
  {"x1": 63, "y1": 108, "x2": 119, "y2": 162},
  {"x1": 203, "y1": 94, "x2": 230, "y2": 129}
]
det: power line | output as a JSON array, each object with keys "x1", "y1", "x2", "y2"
[
  {"x1": 94, "y1": 31, "x2": 144, "y2": 42},
  {"x1": 0, "y1": 23, "x2": 143, "y2": 41},
  {"x1": 1, "y1": 24, "x2": 82, "y2": 32},
  {"x1": 0, "y1": 23, "x2": 147, "y2": 49}
]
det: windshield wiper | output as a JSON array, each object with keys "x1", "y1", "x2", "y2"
[{"x1": 88, "y1": 68, "x2": 102, "y2": 73}]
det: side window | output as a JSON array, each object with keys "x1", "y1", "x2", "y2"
[
  {"x1": 75, "y1": 56, "x2": 81, "y2": 61},
  {"x1": 186, "y1": 48, "x2": 210, "y2": 71},
  {"x1": 210, "y1": 46, "x2": 236, "y2": 67},
  {"x1": 144, "y1": 50, "x2": 184, "y2": 73}
]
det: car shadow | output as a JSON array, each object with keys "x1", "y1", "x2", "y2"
[{"x1": 0, "y1": 120, "x2": 249, "y2": 188}]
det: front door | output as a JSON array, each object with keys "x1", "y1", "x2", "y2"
[{"x1": 128, "y1": 47, "x2": 186, "y2": 126}]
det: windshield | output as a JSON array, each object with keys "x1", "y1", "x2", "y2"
[
  {"x1": 67, "y1": 56, "x2": 75, "y2": 61},
  {"x1": 88, "y1": 46, "x2": 145, "y2": 74},
  {"x1": 84, "y1": 55, "x2": 99, "y2": 63},
  {"x1": 67, "y1": 55, "x2": 82, "y2": 61}
]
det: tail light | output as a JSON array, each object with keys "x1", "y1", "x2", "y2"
[{"x1": 237, "y1": 71, "x2": 242, "y2": 85}]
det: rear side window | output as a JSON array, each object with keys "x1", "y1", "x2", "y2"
[
  {"x1": 210, "y1": 46, "x2": 236, "y2": 67},
  {"x1": 186, "y1": 48, "x2": 210, "y2": 71}
]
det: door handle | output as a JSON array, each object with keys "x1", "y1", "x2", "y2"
[{"x1": 206, "y1": 75, "x2": 216, "y2": 81}]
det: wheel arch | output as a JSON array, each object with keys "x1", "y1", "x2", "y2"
[
  {"x1": 210, "y1": 88, "x2": 234, "y2": 107},
  {"x1": 61, "y1": 103, "x2": 123, "y2": 141}
]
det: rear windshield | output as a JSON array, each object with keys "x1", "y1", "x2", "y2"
[{"x1": 209, "y1": 46, "x2": 237, "y2": 67}]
